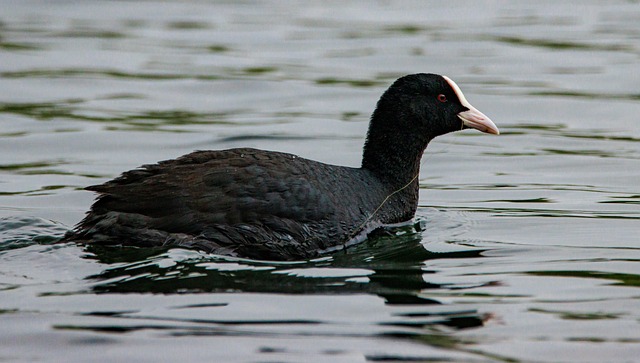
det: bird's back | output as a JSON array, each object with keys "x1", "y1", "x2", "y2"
[{"x1": 66, "y1": 148, "x2": 386, "y2": 260}]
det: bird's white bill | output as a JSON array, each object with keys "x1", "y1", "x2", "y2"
[
  {"x1": 443, "y1": 75, "x2": 500, "y2": 135},
  {"x1": 458, "y1": 107, "x2": 500, "y2": 135}
]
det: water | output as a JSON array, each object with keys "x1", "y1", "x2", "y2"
[{"x1": 1, "y1": 1, "x2": 639, "y2": 362}]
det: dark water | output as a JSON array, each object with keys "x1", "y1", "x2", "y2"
[{"x1": 1, "y1": 1, "x2": 640, "y2": 362}]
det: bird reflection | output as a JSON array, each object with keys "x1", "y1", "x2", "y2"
[{"x1": 84, "y1": 223, "x2": 489, "y2": 331}]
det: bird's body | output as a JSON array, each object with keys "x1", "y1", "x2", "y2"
[
  {"x1": 64, "y1": 73, "x2": 498, "y2": 260},
  {"x1": 75, "y1": 148, "x2": 412, "y2": 260}
]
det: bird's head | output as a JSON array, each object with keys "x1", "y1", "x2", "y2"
[{"x1": 373, "y1": 73, "x2": 499, "y2": 139}]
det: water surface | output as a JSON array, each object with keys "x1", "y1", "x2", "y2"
[{"x1": 1, "y1": 1, "x2": 639, "y2": 362}]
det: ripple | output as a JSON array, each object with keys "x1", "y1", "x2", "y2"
[
  {"x1": 541, "y1": 148, "x2": 638, "y2": 159},
  {"x1": 0, "y1": 160, "x2": 66, "y2": 171},
  {"x1": 493, "y1": 35, "x2": 634, "y2": 52},
  {"x1": 54, "y1": 29, "x2": 128, "y2": 39},
  {"x1": 217, "y1": 134, "x2": 322, "y2": 143},
  {"x1": 1, "y1": 68, "x2": 212, "y2": 80},
  {"x1": 315, "y1": 77, "x2": 383, "y2": 88},
  {"x1": 528, "y1": 90, "x2": 640, "y2": 101},
  {"x1": 528, "y1": 308, "x2": 623, "y2": 320},
  {"x1": 0, "y1": 216, "x2": 68, "y2": 250},
  {"x1": 165, "y1": 20, "x2": 212, "y2": 30},
  {"x1": 0, "y1": 41, "x2": 42, "y2": 51},
  {"x1": 0, "y1": 99, "x2": 239, "y2": 129},
  {"x1": 435, "y1": 206, "x2": 640, "y2": 220},
  {"x1": 599, "y1": 194, "x2": 640, "y2": 205},
  {"x1": 528, "y1": 270, "x2": 640, "y2": 288}
]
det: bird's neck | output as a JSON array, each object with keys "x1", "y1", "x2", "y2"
[{"x1": 361, "y1": 120, "x2": 432, "y2": 189}]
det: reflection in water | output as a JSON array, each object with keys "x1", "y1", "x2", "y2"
[{"x1": 85, "y1": 225, "x2": 488, "y2": 331}]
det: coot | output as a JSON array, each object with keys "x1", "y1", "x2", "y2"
[{"x1": 64, "y1": 73, "x2": 498, "y2": 260}]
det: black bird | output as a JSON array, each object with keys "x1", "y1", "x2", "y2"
[{"x1": 64, "y1": 73, "x2": 499, "y2": 260}]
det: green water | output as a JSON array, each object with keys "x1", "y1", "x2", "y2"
[{"x1": 1, "y1": 1, "x2": 639, "y2": 362}]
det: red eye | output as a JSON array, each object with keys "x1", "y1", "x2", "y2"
[{"x1": 437, "y1": 94, "x2": 447, "y2": 103}]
